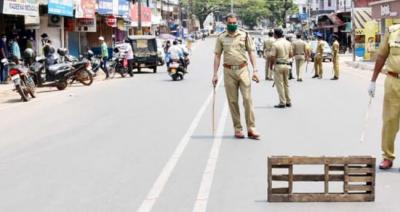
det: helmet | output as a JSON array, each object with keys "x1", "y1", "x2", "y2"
[
  {"x1": 57, "y1": 48, "x2": 68, "y2": 57},
  {"x1": 23, "y1": 48, "x2": 36, "y2": 65},
  {"x1": 87, "y1": 50, "x2": 94, "y2": 58}
]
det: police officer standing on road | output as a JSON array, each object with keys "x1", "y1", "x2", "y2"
[
  {"x1": 331, "y1": 35, "x2": 340, "y2": 80},
  {"x1": 263, "y1": 31, "x2": 275, "y2": 81},
  {"x1": 292, "y1": 34, "x2": 308, "y2": 82},
  {"x1": 270, "y1": 28, "x2": 293, "y2": 108},
  {"x1": 368, "y1": 24, "x2": 400, "y2": 170},
  {"x1": 212, "y1": 13, "x2": 261, "y2": 140},
  {"x1": 313, "y1": 33, "x2": 325, "y2": 79},
  {"x1": 264, "y1": 31, "x2": 275, "y2": 81}
]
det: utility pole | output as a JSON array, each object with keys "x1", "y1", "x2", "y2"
[{"x1": 138, "y1": 0, "x2": 142, "y2": 34}]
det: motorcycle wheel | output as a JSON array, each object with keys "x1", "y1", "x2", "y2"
[
  {"x1": 78, "y1": 69, "x2": 93, "y2": 86},
  {"x1": 26, "y1": 77, "x2": 36, "y2": 98},
  {"x1": 56, "y1": 80, "x2": 68, "y2": 90},
  {"x1": 120, "y1": 70, "x2": 126, "y2": 78},
  {"x1": 16, "y1": 83, "x2": 29, "y2": 102},
  {"x1": 172, "y1": 75, "x2": 178, "y2": 81},
  {"x1": 128, "y1": 70, "x2": 134, "y2": 77},
  {"x1": 153, "y1": 66, "x2": 157, "y2": 73}
]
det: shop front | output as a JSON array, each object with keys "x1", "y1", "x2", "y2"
[
  {"x1": 354, "y1": 7, "x2": 379, "y2": 61},
  {"x1": 371, "y1": 0, "x2": 400, "y2": 34}
]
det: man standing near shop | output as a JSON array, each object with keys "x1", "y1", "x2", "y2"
[
  {"x1": 292, "y1": 34, "x2": 308, "y2": 82},
  {"x1": 0, "y1": 34, "x2": 9, "y2": 84},
  {"x1": 270, "y1": 28, "x2": 293, "y2": 108},
  {"x1": 368, "y1": 24, "x2": 400, "y2": 170},
  {"x1": 313, "y1": 33, "x2": 324, "y2": 79},
  {"x1": 212, "y1": 13, "x2": 260, "y2": 140},
  {"x1": 99, "y1": 36, "x2": 110, "y2": 79},
  {"x1": 263, "y1": 31, "x2": 275, "y2": 81},
  {"x1": 331, "y1": 35, "x2": 340, "y2": 80}
]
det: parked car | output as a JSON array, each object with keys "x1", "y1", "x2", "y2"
[
  {"x1": 309, "y1": 40, "x2": 333, "y2": 62},
  {"x1": 127, "y1": 35, "x2": 159, "y2": 73}
]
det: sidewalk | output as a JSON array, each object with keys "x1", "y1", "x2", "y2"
[{"x1": 340, "y1": 53, "x2": 374, "y2": 71}]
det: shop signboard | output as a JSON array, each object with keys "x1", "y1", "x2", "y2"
[
  {"x1": 130, "y1": 3, "x2": 152, "y2": 27},
  {"x1": 2, "y1": 0, "x2": 39, "y2": 17},
  {"x1": 75, "y1": 18, "x2": 96, "y2": 32},
  {"x1": 48, "y1": 0, "x2": 74, "y2": 17},
  {"x1": 97, "y1": 0, "x2": 114, "y2": 15},
  {"x1": 118, "y1": 0, "x2": 129, "y2": 17},
  {"x1": 76, "y1": 0, "x2": 96, "y2": 19}
]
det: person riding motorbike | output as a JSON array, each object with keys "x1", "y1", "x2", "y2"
[{"x1": 167, "y1": 40, "x2": 184, "y2": 68}]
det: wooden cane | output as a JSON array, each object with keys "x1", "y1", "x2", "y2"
[{"x1": 360, "y1": 97, "x2": 373, "y2": 143}]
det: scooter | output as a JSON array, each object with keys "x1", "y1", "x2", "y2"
[
  {"x1": 30, "y1": 56, "x2": 73, "y2": 90},
  {"x1": 6, "y1": 58, "x2": 36, "y2": 102},
  {"x1": 168, "y1": 59, "x2": 185, "y2": 81},
  {"x1": 108, "y1": 48, "x2": 133, "y2": 78}
]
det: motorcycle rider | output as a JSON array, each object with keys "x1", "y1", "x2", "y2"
[
  {"x1": 167, "y1": 40, "x2": 183, "y2": 69},
  {"x1": 177, "y1": 39, "x2": 189, "y2": 72}
]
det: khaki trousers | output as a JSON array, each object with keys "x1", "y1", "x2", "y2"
[
  {"x1": 295, "y1": 55, "x2": 305, "y2": 79},
  {"x1": 265, "y1": 55, "x2": 273, "y2": 79},
  {"x1": 333, "y1": 55, "x2": 339, "y2": 77},
  {"x1": 314, "y1": 55, "x2": 323, "y2": 77},
  {"x1": 382, "y1": 76, "x2": 400, "y2": 160},
  {"x1": 224, "y1": 67, "x2": 256, "y2": 132},
  {"x1": 273, "y1": 65, "x2": 291, "y2": 105}
]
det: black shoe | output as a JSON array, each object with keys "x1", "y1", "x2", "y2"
[
  {"x1": 286, "y1": 103, "x2": 292, "y2": 107},
  {"x1": 331, "y1": 77, "x2": 338, "y2": 80},
  {"x1": 297, "y1": 79, "x2": 303, "y2": 82},
  {"x1": 274, "y1": 104, "x2": 286, "y2": 109},
  {"x1": 312, "y1": 75, "x2": 318, "y2": 78}
]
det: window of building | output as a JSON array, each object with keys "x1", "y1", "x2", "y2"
[{"x1": 328, "y1": 0, "x2": 332, "y2": 7}]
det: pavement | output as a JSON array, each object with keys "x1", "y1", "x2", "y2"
[{"x1": 0, "y1": 38, "x2": 398, "y2": 212}]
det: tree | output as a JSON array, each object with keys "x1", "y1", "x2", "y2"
[
  {"x1": 265, "y1": 0, "x2": 298, "y2": 28},
  {"x1": 237, "y1": 0, "x2": 268, "y2": 29},
  {"x1": 182, "y1": 0, "x2": 228, "y2": 29}
]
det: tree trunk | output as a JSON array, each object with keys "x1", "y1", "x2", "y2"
[{"x1": 282, "y1": 0, "x2": 287, "y2": 28}]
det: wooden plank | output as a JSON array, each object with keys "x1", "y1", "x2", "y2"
[
  {"x1": 329, "y1": 165, "x2": 344, "y2": 171},
  {"x1": 347, "y1": 168, "x2": 374, "y2": 174},
  {"x1": 272, "y1": 165, "x2": 291, "y2": 168},
  {"x1": 344, "y1": 164, "x2": 349, "y2": 194},
  {"x1": 272, "y1": 174, "x2": 343, "y2": 182},
  {"x1": 268, "y1": 193, "x2": 374, "y2": 202},
  {"x1": 324, "y1": 164, "x2": 329, "y2": 194},
  {"x1": 269, "y1": 156, "x2": 375, "y2": 165},
  {"x1": 267, "y1": 157, "x2": 272, "y2": 200},
  {"x1": 348, "y1": 176, "x2": 374, "y2": 183},
  {"x1": 271, "y1": 188, "x2": 289, "y2": 194},
  {"x1": 346, "y1": 185, "x2": 373, "y2": 192}
]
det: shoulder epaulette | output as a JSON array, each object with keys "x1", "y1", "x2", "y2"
[{"x1": 389, "y1": 24, "x2": 400, "y2": 33}]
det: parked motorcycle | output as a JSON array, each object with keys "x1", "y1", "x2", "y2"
[
  {"x1": 86, "y1": 50, "x2": 101, "y2": 73},
  {"x1": 108, "y1": 47, "x2": 133, "y2": 78},
  {"x1": 168, "y1": 59, "x2": 185, "y2": 81},
  {"x1": 6, "y1": 57, "x2": 36, "y2": 102},
  {"x1": 30, "y1": 56, "x2": 72, "y2": 90}
]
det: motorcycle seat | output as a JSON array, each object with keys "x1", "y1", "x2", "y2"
[{"x1": 48, "y1": 64, "x2": 70, "y2": 74}]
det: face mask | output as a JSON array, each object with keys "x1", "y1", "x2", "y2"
[
  {"x1": 227, "y1": 24, "x2": 238, "y2": 32},
  {"x1": 2, "y1": 38, "x2": 6, "y2": 42}
]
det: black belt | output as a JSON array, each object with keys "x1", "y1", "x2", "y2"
[
  {"x1": 388, "y1": 71, "x2": 400, "y2": 78},
  {"x1": 276, "y1": 62, "x2": 289, "y2": 65}
]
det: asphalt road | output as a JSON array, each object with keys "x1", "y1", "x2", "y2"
[{"x1": 0, "y1": 38, "x2": 398, "y2": 212}]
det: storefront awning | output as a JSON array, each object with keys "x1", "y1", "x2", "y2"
[{"x1": 354, "y1": 8, "x2": 372, "y2": 29}]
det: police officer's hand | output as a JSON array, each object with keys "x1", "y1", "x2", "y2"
[
  {"x1": 252, "y1": 71, "x2": 260, "y2": 83},
  {"x1": 368, "y1": 82, "x2": 376, "y2": 97},
  {"x1": 212, "y1": 74, "x2": 218, "y2": 87}
]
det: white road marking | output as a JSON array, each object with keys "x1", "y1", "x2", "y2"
[
  {"x1": 193, "y1": 102, "x2": 228, "y2": 212},
  {"x1": 137, "y1": 81, "x2": 222, "y2": 212}
]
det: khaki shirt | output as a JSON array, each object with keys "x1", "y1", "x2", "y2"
[
  {"x1": 214, "y1": 30, "x2": 254, "y2": 65},
  {"x1": 292, "y1": 39, "x2": 307, "y2": 56},
  {"x1": 317, "y1": 40, "x2": 325, "y2": 55},
  {"x1": 378, "y1": 24, "x2": 400, "y2": 73},
  {"x1": 332, "y1": 40, "x2": 339, "y2": 57},
  {"x1": 263, "y1": 37, "x2": 275, "y2": 56},
  {"x1": 271, "y1": 38, "x2": 293, "y2": 63}
]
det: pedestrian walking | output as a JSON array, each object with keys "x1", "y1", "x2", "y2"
[
  {"x1": 0, "y1": 34, "x2": 9, "y2": 84},
  {"x1": 313, "y1": 33, "x2": 324, "y2": 79},
  {"x1": 368, "y1": 24, "x2": 400, "y2": 170},
  {"x1": 331, "y1": 35, "x2": 340, "y2": 80},
  {"x1": 212, "y1": 13, "x2": 260, "y2": 140},
  {"x1": 292, "y1": 34, "x2": 308, "y2": 82},
  {"x1": 10, "y1": 35, "x2": 21, "y2": 60},
  {"x1": 99, "y1": 36, "x2": 110, "y2": 79},
  {"x1": 263, "y1": 31, "x2": 275, "y2": 81},
  {"x1": 270, "y1": 28, "x2": 293, "y2": 108}
]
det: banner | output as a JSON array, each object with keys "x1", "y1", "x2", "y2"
[
  {"x1": 2, "y1": 0, "x2": 39, "y2": 17},
  {"x1": 130, "y1": 3, "x2": 152, "y2": 27},
  {"x1": 118, "y1": 0, "x2": 129, "y2": 17},
  {"x1": 48, "y1": 0, "x2": 74, "y2": 17},
  {"x1": 97, "y1": 0, "x2": 114, "y2": 15},
  {"x1": 76, "y1": 0, "x2": 96, "y2": 18}
]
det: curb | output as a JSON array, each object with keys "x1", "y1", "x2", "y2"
[{"x1": 345, "y1": 61, "x2": 374, "y2": 71}]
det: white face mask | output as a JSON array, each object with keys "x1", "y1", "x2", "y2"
[{"x1": 2, "y1": 38, "x2": 6, "y2": 42}]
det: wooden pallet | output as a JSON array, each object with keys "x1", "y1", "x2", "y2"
[{"x1": 267, "y1": 156, "x2": 376, "y2": 202}]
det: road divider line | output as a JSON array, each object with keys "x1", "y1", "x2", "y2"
[
  {"x1": 137, "y1": 81, "x2": 222, "y2": 212},
  {"x1": 193, "y1": 102, "x2": 228, "y2": 212}
]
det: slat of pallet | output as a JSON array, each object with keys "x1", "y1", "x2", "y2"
[
  {"x1": 269, "y1": 156, "x2": 375, "y2": 165},
  {"x1": 272, "y1": 174, "x2": 343, "y2": 181},
  {"x1": 346, "y1": 185, "x2": 373, "y2": 192},
  {"x1": 267, "y1": 157, "x2": 272, "y2": 200},
  {"x1": 347, "y1": 168, "x2": 374, "y2": 174},
  {"x1": 348, "y1": 176, "x2": 374, "y2": 182},
  {"x1": 271, "y1": 187, "x2": 289, "y2": 194},
  {"x1": 329, "y1": 165, "x2": 344, "y2": 171},
  {"x1": 272, "y1": 165, "x2": 291, "y2": 168},
  {"x1": 288, "y1": 165, "x2": 293, "y2": 194},
  {"x1": 324, "y1": 164, "x2": 329, "y2": 194},
  {"x1": 268, "y1": 193, "x2": 374, "y2": 202},
  {"x1": 344, "y1": 164, "x2": 349, "y2": 194}
]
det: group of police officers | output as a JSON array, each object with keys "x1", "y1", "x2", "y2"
[{"x1": 212, "y1": 12, "x2": 400, "y2": 172}]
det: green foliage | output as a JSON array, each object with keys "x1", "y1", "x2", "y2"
[{"x1": 237, "y1": 0, "x2": 268, "y2": 29}]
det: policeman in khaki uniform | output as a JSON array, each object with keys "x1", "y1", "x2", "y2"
[
  {"x1": 369, "y1": 24, "x2": 400, "y2": 170},
  {"x1": 292, "y1": 34, "x2": 308, "y2": 82},
  {"x1": 270, "y1": 28, "x2": 293, "y2": 108},
  {"x1": 331, "y1": 36, "x2": 340, "y2": 80},
  {"x1": 212, "y1": 13, "x2": 260, "y2": 140},
  {"x1": 313, "y1": 33, "x2": 325, "y2": 79},
  {"x1": 263, "y1": 31, "x2": 275, "y2": 81}
]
